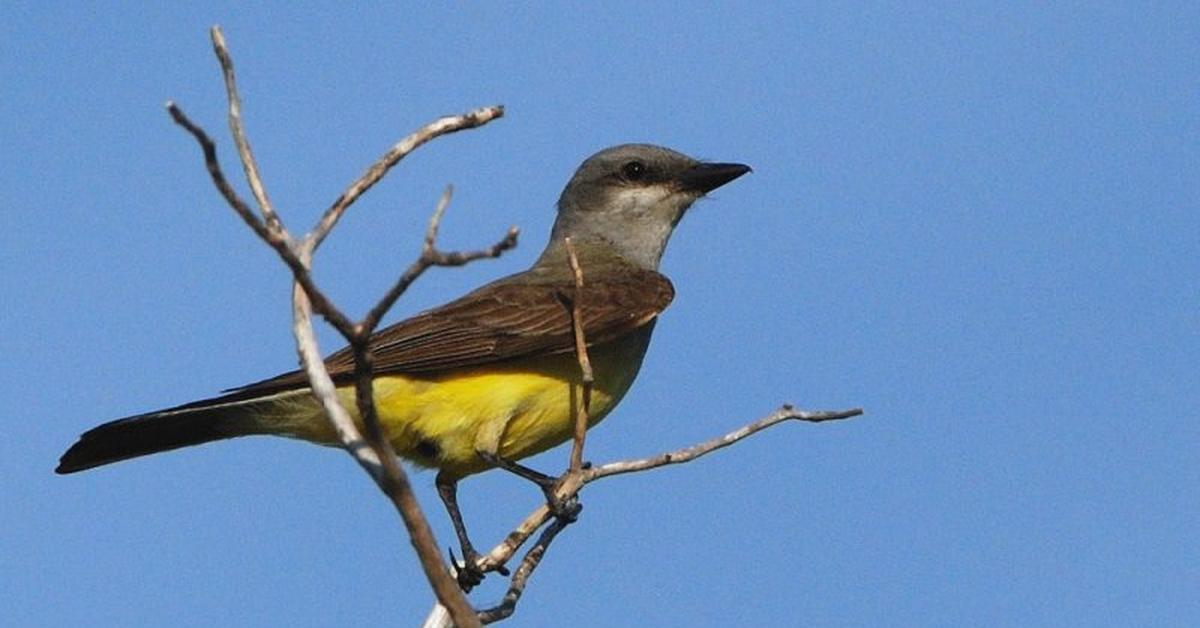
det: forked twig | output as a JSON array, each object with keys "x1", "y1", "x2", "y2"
[
  {"x1": 360, "y1": 185, "x2": 519, "y2": 336},
  {"x1": 210, "y1": 27, "x2": 280, "y2": 231},
  {"x1": 476, "y1": 517, "x2": 572, "y2": 624},
  {"x1": 312, "y1": 109, "x2": 503, "y2": 249},
  {"x1": 169, "y1": 25, "x2": 510, "y2": 628},
  {"x1": 166, "y1": 102, "x2": 355, "y2": 337}
]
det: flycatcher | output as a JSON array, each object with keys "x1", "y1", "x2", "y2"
[{"x1": 57, "y1": 143, "x2": 750, "y2": 576}]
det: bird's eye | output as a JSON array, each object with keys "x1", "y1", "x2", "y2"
[{"x1": 621, "y1": 161, "x2": 647, "y2": 181}]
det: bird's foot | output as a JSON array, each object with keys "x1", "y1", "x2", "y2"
[
  {"x1": 449, "y1": 546, "x2": 509, "y2": 591},
  {"x1": 539, "y1": 468, "x2": 587, "y2": 523},
  {"x1": 544, "y1": 488, "x2": 582, "y2": 522}
]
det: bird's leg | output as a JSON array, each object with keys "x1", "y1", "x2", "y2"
[
  {"x1": 476, "y1": 451, "x2": 582, "y2": 522},
  {"x1": 473, "y1": 415, "x2": 582, "y2": 521},
  {"x1": 435, "y1": 471, "x2": 507, "y2": 590}
]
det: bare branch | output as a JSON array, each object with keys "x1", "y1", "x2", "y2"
[
  {"x1": 166, "y1": 102, "x2": 358, "y2": 338},
  {"x1": 310, "y1": 106, "x2": 505, "y2": 250},
  {"x1": 563, "y1": 237, "x2": 593, "y2": 473},
  {"x1": 422, "y1": 184, "x2": 456, "y2": 254},
  {"x1": 359, "y1": 186, "x2": 519, "y2": 335},
  {"x1": 170, "y1": 29, "x2": 503, "y2": 628},
  {"x1": 291, "y1": 276, "x2": 478, "y2": 626},
  {"x1": 466, "y1": 404, "x2": 864, "y2": 621},
  {"x1": 165, "y1": 102, "x2": 273, "y2": 243},
  {"x1": 338, "y1": 186, "x2": 514, "y2": 628},
  {"x1": 425, "y1": 225, "x2": 520, "y2": 267},
  {"x1": 209, "y1": 26, "x2": 281, "y2": 230},
  {"x1": 291, "y1": 282, "x2": 384, "y2": 479},
  {"x1": 414, "y1": 185, "x2": 523, "y2": 269},
  {"x1": 475, "y1": 405, "x2": 863, "y2": 575},
  {"x1": 350, "y1": 349, "x2": 477, "y2": 624},
  {"x1": 589, "y1": 405, "x2": 863, "y2": 479},
  {"x1": 476, "y1": 517, "x2": 572, "y2": 624}
]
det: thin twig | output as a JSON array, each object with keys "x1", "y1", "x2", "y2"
[
  {"x1": 209, "y1": 26, "x2": 281, "y2": 230},
  {"x1": 476, "y1": 405, "x2": 863, "y2": 574},
  {"x1": 464, "y1": 405, "x2": 863, "y2": 620},
  {"x1": 476, "y1": 517, "x2": 572, "y2": 624},
  {"x1": 165, "y1": 102, "x2": 273, "y2": 243},
  {"x1": 310, "y1": 106, "x2": 505, "y2": 250},
  {"x1": 563, "y1": 237, "x2": 593, "y2": 474},
  {"x1": 291, "y1": 281, "x2": 384, "y2": 478},
  {"x1": 166, "y1": 102, "x2": 357, "y2": 338},
  {"x1": 588, "y1": 405, "x2": 863, "y2": 479},
  {"x1": 359, "y1": 186, "x2": 519, "y2": 335}
]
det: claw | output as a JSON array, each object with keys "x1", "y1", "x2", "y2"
[{"x1": 448, "y1": 546, "x2": 486, "y2": 590}]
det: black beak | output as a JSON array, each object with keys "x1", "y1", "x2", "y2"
[{"x1": 678, "y1": 162, "x2": 752, "y2": 194}]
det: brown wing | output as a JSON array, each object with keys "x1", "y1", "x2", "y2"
[{"x1": 223, "y1": 267, "x2": 674, "y2": 399}]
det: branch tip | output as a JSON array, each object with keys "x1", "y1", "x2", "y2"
[{"x1": 311, "y1": 106, "x2": 506, "y2": 250}]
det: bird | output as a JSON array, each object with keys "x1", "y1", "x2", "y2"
[{"x1": 57, "y1": 143, "x2": 750, "y2": 582}]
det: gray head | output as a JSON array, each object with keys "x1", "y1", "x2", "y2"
[{"x1": 546, "y1": 144, "x2": 750, "y2": 270}]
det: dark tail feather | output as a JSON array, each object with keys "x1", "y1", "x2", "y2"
[{"x1": 56, "y1": 399, "x2": 274, "y2": 474}]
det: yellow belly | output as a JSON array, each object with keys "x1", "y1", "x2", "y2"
[{"x1": 277, "y1": 327, "x2": 653, "y2": 478}]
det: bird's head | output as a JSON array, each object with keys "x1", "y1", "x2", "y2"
[{"x1": 549, "y1": 144, "x2": 750, "y2": 269}]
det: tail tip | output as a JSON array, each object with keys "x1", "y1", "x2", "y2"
[{"x1": 55, "y1": 447, "x2": 87, "y2": 474}]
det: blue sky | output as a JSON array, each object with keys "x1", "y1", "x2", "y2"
[{"x1": 3, "y1": 3, "x2": 1196, "y2": 627}]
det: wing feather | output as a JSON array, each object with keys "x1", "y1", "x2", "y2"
[{"x1": 224, "y1": 267, "x2": 674, "y2": 398}]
